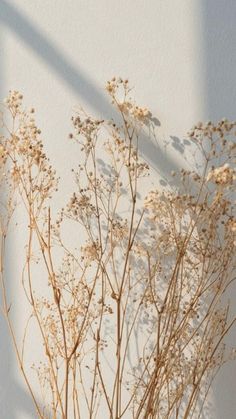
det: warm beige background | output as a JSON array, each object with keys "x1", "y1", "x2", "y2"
[{"x1": 1, "y1": 1, "x2": 236, "y2": 418}]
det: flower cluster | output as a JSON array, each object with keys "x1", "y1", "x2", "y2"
[
  {"x1": 106, "y1": 77, "x2": 152, "y2": 123},
  {"x1": 81, "y1": 240, "x2": 99, "y2": 263},
  {"x1": 188, "y1": 118, "x2": 236, "y2": 139},
  {"x1": 130, "y1": 105, "x2": 151, "y2": 120},
  {"x1": 207, "y1": 163, "x2": 236, "y2": 186},
  {"x1": 1, "y1": 81, "x2": 236, "y2": 419},
  {"x1": 117, "y1": 100, "x2": 151, "y2": 121},
  {"x1": 1, "y1": 90, "x2": 57, "y2": 206},
  {"x1": 144, "y1": 190, "x2": 161, "y2": 212},
  {"x1": 66, "y1": 192, "x2": 95, "y2": 222},
  {"x1": 4, "y1": 90, "x2": 23, "y2": 117},
  {"x1": 105, "y1": 76, "x2": 129, "y2": 95},
  {"x1": 110, "y1": 217, "x2": 128, "y2": 243}
]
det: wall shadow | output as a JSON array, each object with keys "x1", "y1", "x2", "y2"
[
  {"x1": 201, "y1": 0, "x2": 236, "y2": 122},
  {"x1": 200, "y1": 1, "x2": 236, "y2": 418},
  {"x1": 0, "y1": 2, "x2": 200, "y2": 418},
  {"x1": 0, "y1": 0, "x2": 182, "y2": 181}
]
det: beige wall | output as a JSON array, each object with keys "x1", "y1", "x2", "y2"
[{"x1": 1, "y1": 1, "x2": 236, "y2": 418}]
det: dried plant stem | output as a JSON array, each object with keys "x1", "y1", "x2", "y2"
[
  {"x1": 1, "y1": 81, "x2": 236, "y2": 418},
  {"x1": 0, "y1": 234, "x2": 43, "y2": 418}
]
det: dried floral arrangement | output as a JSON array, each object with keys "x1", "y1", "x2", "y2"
[{"x1": 0, "y1": 78, "x2": 236, "y2": 418}]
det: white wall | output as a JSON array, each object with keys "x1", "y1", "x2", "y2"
[{"x1": 1, "y1": 1, "x2": 236, "y2": 418}]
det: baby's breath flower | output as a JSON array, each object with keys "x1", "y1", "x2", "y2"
[
  {"x1": 131, "y1": 105, "x2": 151, "y2": 121},
  {"x1": 81, "y1": 241, "x2": 99, "y2": 262},
  {"x1": 207, "y1": 164, "x2": 236, "y2": 186},
  {"x1": 4, "y1": 90, "x2": 23, "y2": 117},
  {"x1": 1, "y1": 82, "x2": 236, "y2": 419}
]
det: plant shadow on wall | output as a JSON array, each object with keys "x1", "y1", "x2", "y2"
[
  {"x1": 0, "y1": 0, "x2": 182, "y2": 183},
  {"x1": 0, "y1": 4, "x2": 182, "y2": 417},
  {"x1": 1, "y1": 78, "x2": 236, "y2": 419}
]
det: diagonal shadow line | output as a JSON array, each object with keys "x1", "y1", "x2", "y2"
[
  {"x1": 0, "y1": 4, "x2": 198, "y2": 417},
  {"x1": 0, "y1": 0, "x2": 111, "y2": 118},
  {"x1": 0, "y1": 0, "x2": 183, "y2": 178}
]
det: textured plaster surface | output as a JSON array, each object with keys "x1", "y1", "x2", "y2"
[{"x1": 0, "y1": 1, "x2": 236, "y2": 418}]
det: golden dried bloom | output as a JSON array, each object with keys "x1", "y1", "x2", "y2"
[
  {"x1": 81, "y1": 241, "x2": 99, "y2": 262},
  {"x1": 144, "y1": 190, "x2": 161, "y2": 211},
  {"x1": 117, "y1": 101, "x2": 132, "y2": 114},
  {"x1": 207, "y1": 163, "x2": 236, "y2": 185},
  {"x1": 131, "y1": 105, "x2": 151, "y2": 121},
  {"x1": 1, "y1": 83, "x2": 236, "y2": 419},
  {"x1": 4, "y1": 90, "x2": 23, "y2": 117},
  {"x1": 111, "y1": 218, "x2": 128, "y2": 242}
]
